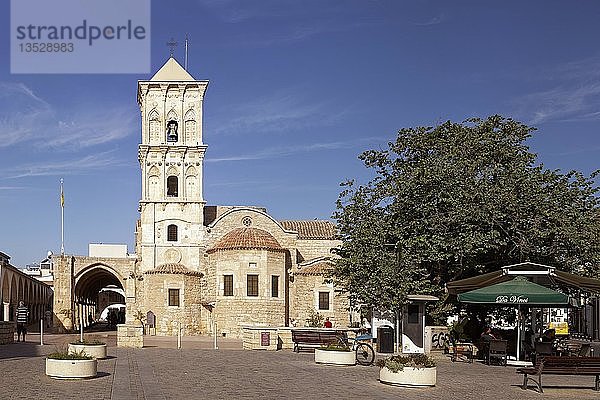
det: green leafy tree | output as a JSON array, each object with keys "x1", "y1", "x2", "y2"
[{"x1": 333, "y1": 116, "x2": 600, "y2": 320}]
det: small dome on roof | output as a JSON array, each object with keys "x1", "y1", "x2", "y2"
[
  {"x1": 145, "y1": 263, "x2": 202, "y2": 276},
  {"x1": 208, "y1": 227, "x2": 283, "y2": 253}
]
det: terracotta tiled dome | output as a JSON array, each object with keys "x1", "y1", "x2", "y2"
[
  {"x1": 145, "y1": 263, "x2": 202, "y2": 276},
  {"x1": 208, "y1": 228, "x2": 284, "y2": 253}
]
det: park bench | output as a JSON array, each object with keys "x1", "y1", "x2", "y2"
[
  {"x1": 517, "y1": 356, "x2": 600, "y2": 393},
  {"x1": 291, "y1": 329, "x2": 345, "y2": 352}
]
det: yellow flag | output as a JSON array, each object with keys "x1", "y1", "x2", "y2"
[{"x1": 60, "y1": 180, "x2": 64, "y2": 208}]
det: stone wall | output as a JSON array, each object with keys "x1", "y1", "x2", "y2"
[
  {"x1": 209, "y1": 247, "x2": 287, "y2": 337},
  {"x1": 295, "y1": 239, "x2": 340, "y2": 263},
  {"x1": 291, "y1": 273, "x2": 349, "y2": 328},
  {"x1": 139, "y1": 273, "x2": 204, "y2": 335},
  {"x1": 0, "y1": 321, "x2": 14, "y2": 344},
  {"x1": 117, "y1": 323, "x2": 144, "y2": 348}
]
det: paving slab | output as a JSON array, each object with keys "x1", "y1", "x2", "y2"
[{"x1": 1, "y1": 331, "x2": 599, "y2": 399}]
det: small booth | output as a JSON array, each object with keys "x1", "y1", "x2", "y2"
[{"x1": 401, "y1": 295, "x2": 439, "y2": 354}]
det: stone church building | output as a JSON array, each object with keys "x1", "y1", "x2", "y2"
[{"x1": 53, "y1": 57, "x2": 347, "y2": 338}]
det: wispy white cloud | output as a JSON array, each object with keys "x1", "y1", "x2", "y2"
[
  {"x1": 237, "y1": 20, "x2": 377, "y2": 47},
  {"x1": 0, "y1": 82, "x2": 136, "y2": 150},
  {"x1": 0, "y1": 186, "x2": 26, "y2": 190},
  {"x1": 197, "y1": 0, "x2": 380, "y2": 46},
  {"x1": 207, "y1": 137, "x2": 382, "y2": 163},
  {"x1": 210, "y1": 88, "x2": 350, "y2": 137},
  {"x1": 513, "y1": 55, "x2": 600, "y2": 124},
  {"x1": 545, "y1": 55, "x2": 600, "y2": 82},
  {"x1": 196, "y1": 0, "x2": 310, "y2": 24},
  {"x1": 1, "y1": 150, "x2": 130, "y2": 179},
  {"x1": 518, "y1": 82, "x2": 600, "y2": 125},
  {"x1": 411, "y1": 14, "x2": 445, "y2": 26}
]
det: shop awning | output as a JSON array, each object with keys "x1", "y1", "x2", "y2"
[
  {"x1": 457, "y1": 277, "x2": 570, "y2": 306},
  {"x1": 447, "y1": 262, "x2": 600, "y2": 295}
]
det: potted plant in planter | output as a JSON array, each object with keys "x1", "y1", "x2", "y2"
[
  {"x1": 68, "y1": 338, "x2": 107, "y2": 359},
  {"x1": 314, "y1": 342, "x2": 356, "y2": 366},
  {"x1": 377, "y1": 353, "x2": 437, "y2": 387},
  {"x1": 133, "y1": 309, "x2": 145, "y2": 326},
  {"x1": 46, "y1": 349, "x2": 97, "y2": 379}
]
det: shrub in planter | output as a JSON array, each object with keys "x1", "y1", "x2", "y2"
[
  {"x1": 320, "y1": 342, "x2": 351, "y2": 352},
  {"x1": 377, "y1": 353, "x2": 437, "y2": 387},
  {"x1": 315, "y1": 342, "x2": 355, "y2": 365},
  {"x1": 46, "y1": 350, "x2": 97, "y2": 379},
  {"x1": 48, "y1": 350, "x2": 94, "y2": 360},
  {"x1": 68, "y1": 339, "x2": 107, "y2": 359}
]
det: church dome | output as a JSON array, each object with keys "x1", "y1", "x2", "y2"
[
  {"x1": 145, "y1": 263, "x2": 202, "y2": 276},
  {"x1": 208, "y1": 228, "x2": 284, "y2": 253}
]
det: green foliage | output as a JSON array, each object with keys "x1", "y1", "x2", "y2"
[
  {"x1": 333, "y1": 116, "x2": 600, "y2": 321},
  {"x1": 47, "y1": 349, "x2": 93, "y2": 360},
  {"x1": 306, "y1": 309, "x2": 324, "y2": 327},
  {"x1": 133, "y1": 309, "x2": 146, "y2": 322},
  {"x1": 320, "y1": 342, "x2": 351, "y2": 352},
  {"x1": 70, "y1": 339, "x2": 105, "y2": 345},
  {"x1": 376, "y1": 353, "x2": 436, "y2": 372}
]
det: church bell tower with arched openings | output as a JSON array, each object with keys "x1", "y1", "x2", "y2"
[{"x1": 136, "y1": 56, "x2": 209, "y2": 273}]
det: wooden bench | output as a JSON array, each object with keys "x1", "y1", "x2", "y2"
[
  {"x1": 517, "y1": 356, "x2": 600, "y2": 393},
  {"x1": 291, "y1": 329, "x2": 345, "y2": 352}
]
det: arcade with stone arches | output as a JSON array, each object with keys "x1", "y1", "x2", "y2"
[{"x1": 0, "y1": 263, "x2": 53, "y2": 323}]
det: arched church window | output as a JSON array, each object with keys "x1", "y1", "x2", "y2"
[
  {"x1": 166, "y1": 120, "x2": 178, "y2": 142},
  {"x1": 184, "y1": 109, "x2": 196, "y2": 143},
  {"x1": 167, "y1": 176, "x2": 178, "y2": 197},
  {"x1": 167, "y1": 224, "x2": 178, "y2": 242},
  {"x1": 148, "y1": 166, "x2": 160, "y2": 199},
  {"x1": 148, "y1": 109, "x2": 160, "y2": 143},
  {"x1": 185, "y1": 166, "x2": 198, "y2": 199}
]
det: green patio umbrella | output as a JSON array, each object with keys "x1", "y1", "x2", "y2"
[
  {"x1": 457, "y1": 276, "x2": 570, "y2": 363},
  {"x1": 458, "y1": 276, "x2": 569, "y2": 306}
]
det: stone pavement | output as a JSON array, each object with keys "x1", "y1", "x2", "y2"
[{"x1": 1, "y1": 331, "x2": 599, "y2": 399}]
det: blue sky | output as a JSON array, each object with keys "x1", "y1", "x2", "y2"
[{"x1": 1, "y1": 0, "x2": 600, "y2": 267}]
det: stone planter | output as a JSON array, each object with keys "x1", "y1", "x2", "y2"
[
  {"x1": 45, "y1": 358, "x2": 98, "y2": 379},
  {"x1": 379, "y1": 366, "x2": 437, "y2": 387},
  {"x1": 68, "y1": 343, "x2": 107, "y2": 359},
  {"x1": 314, "y1": 349, "x2": 356, "y2": 366}
]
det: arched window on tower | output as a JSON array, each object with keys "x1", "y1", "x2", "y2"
[
  {"x1": 148, "y1": 109, "x2": 160, "y2": 143},
  {"x1": 148, "y1": 166, "x2": 160, "y2": 199},
  {"x1": 167, "y1": 176, "x2": 178, "y2": 197},
  {"x1": 184, "y1": 109, "x2": 196, "y2": 143},
  {"x1": 167, "y1": 224, "x2": 178, "y2": 242},
  {"x1": 186, "y1": 166, "x2": 198, "y2": 199}
]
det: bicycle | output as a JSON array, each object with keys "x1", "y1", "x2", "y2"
[{"x1": 338, "y1": 333, "x2": 375, "y2": 366}]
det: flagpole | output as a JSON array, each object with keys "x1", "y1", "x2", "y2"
[
  {"x1": 60, "y1": 178, "x2": 64, "y2": 255},
  {"x1": 184, "y1": 34, "x2": 189, "y2": 71}
]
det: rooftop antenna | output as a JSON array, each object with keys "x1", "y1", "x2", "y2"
[
  {"x1": 167, "y1": 37, "x2": 178, "y2": 58},
  {"x1": 184, "y1": 34, "x2": 189, "y2": 70}
]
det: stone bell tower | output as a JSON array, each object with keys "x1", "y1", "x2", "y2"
[{"x1": 136, "y1": 57, "x2": 209, "y2": 273}]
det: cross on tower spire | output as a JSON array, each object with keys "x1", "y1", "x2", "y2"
[{"x1": 166, "y1": 38, "x2": 178, "y2": 57}]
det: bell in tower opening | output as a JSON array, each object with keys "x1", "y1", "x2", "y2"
[{"x1": 166, "y1": 120, "x2": 178, "y2": 142}]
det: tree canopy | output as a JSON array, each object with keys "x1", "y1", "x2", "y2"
[{"x1": 332, "y1": 116, "x2": 600, "y2": 316}]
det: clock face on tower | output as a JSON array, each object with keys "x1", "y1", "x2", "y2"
[{"x1": 166, "y1": 120, "x2": 178, "y2": 142}]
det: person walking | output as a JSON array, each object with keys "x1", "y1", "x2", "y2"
[{"x1": 16, "y1": 301, "x2": 29, "y2": 342}]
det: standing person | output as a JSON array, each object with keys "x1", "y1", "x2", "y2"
[
  {"x1": 45, "y1": 309, "x2": 52, "y2": 328},
  {"x1": 480, "y1": 326, "x2": 496, "y2": 342},
  {"x1": 16, "y1": 301, "x2": 29, "y2": 342},
  {"x1": 324, "y1": 317, "x2": 333, "y2": 328}
]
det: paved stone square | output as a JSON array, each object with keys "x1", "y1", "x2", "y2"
[{"x1": 1, "y1": 332, "x2": 599, "y2": 399}]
